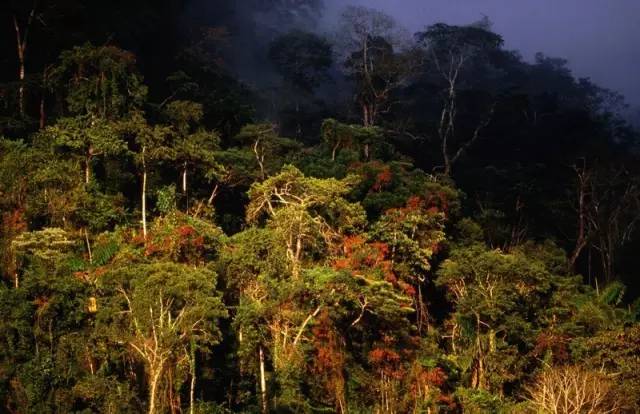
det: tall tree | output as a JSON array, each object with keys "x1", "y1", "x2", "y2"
[
  {"x1": 416, "y1": 20, "x2": 502, "y2": 175},
  {"x1": 164, "y1": 100, "x2": 221, "y2": 208},
  {"x1": 9, "y1": 0, "x2": 39, "y2": 118},
  {"x1": 100, "y1": 262, "x2": 226, "y2": 414},
  {"x1": 336, "y1": 6, "x2": 411, "y2": 129},
  {"x1": 246, "y1": 164, "x2": 365, "y2": 279},
  {"x1": 48, "y1": 43, "x2": 147, "y2": 119}
]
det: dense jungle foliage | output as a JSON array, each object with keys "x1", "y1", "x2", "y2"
[{"x1": 1, "y1": 1, "x2": 639, "y2": 413}]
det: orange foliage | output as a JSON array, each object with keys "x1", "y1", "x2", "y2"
[
  {"x1": 406, "y1": 196, "x2": 423, "y2": 211},
  {"x1": 369, "y1": 347, "x2": 404, "y2": 379},
  {"x1": 372, "y1": 167, "x2": 393, "y2": 192},
  {"x1": 2, "y1": 209, "x2": 27, "y2": 235},
  {"x1": 369, "y1": 348, "x2": 401, "y2": 365},
  {"x1": 311, "y1": 311, "x2": 346, "y2": 410},
  {"x1": 398, "y1": 280, "x2": 416, "y2": 297},
  {"x1": 423, "y1": 367, "x2": 447, "y2": 387},
  {"x1": 178, "y1": 225, "x2": 196, "y2": 237},
  {"x1": 141, "y1": 224, "x2": 206, "y2": 263},
  {"x1": 334, "y1": 236, "x2": 396, "y2": 282}
]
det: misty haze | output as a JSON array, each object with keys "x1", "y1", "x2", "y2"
[{"x1": 1, "y1": 1, "x2": 639, "y2": 413}]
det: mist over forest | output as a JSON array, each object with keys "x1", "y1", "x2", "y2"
[{"x1": 1, "y1": 1, "x2": 640, "y2": 413}]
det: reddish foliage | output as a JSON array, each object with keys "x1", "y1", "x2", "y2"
[
  {"x1": 423, "y1": 367, "x2": 447, "y2": 387},
  {"x1": 532, "y1": 332, "x2": 571, "y2": 363},
  {"x1": 342, "y1": 235, "x2": 365, "y2": 256},
  {"x1": 369, "y1": 348, "x2": 401, "y2": 365},
  {"x1": 369, "y1": 347, "x2": 404, "y2": 379},
  {"x1": 406, "y1": 196, "x2": 423, "y2": 211},
  {"x1": 73, "y1": 271, "x2": 88, "y2": 281},
  {"x1": 142, "y1": 224, "x2": 207, "y2": 264},
  {"x1": 177, "y1": 225, "x2": 196, "y2": 238},
  {"x1": 384, "y1": 196, "x2": 427, "y2": 223},
  {"x1": 93, "y1": 266, "x2": 107, "y2": 277},
  {"x1": 437, "y1": 394, "x2": 457, "y2": 409},
  {"x1": 333, "y1": 258, "x2": 350, "y2": 270},
  {"x1": 398, "y1": 280, "x2": 416, "y2": 297},
  {"x1": 194, "y1": 236, "x2": 204, "y2": 247},
  {"x1": 334, "y1": 237, "x2": 397, "y2": 283},
  {"x1": 384, "y1": 272, "x2": 398, "y2": 284},
  {"x1": 336, "y1": 236, "x2": 384, "y2": 268},
  {"x1": 372, "y1": 167, "x2": 393, "y2": 192},
  {"x1": 311, "y1": 312, "x2": 346, "y2": 408},
  {"x1": 2, "y1": 209, "x2": 27, "y2": 236},
  {"x1": 370, "y1": 242, "x2": 389, "y2": 262}
]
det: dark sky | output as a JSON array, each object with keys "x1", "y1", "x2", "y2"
[{"x1": 324, "y1": 0, "x2": 640, "y2": 107}]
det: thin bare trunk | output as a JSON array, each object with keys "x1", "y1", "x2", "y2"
[
  {"x1": 13, "y1": 16, "x2": 26, "y2": 118},
  {"x1": 331, "y1": 139, "x2": 340, "y2": 161},
  {"x1": 189, "y1": 342, "x2": 196, "y2": 414},
  {"x1": 142, "y1": 153, "x2": 148, "y2": 238},
  {"x1": 569, "y1": 164, "x2": 590, "y2": 271},
  {"x1": 141, "y1": 145, "x2": 147, "y2": 240},
  {"x1": 293, "y1": 306, "x2": 322, "y2": 346},
  {"x1": 182, "y1": 163, "x2": 187, "y2": 193},
  {"x1": 148, "y1": 366, "x2": 163, "y2": 414},
  {"x1": 182, "y1": 163, "x2": 188, "y2": 211},
  {"x1": 363, "y1": 104, "x2": 370, "y2": 128},
  {"x1": 84, "y1": 228, "x2": 92, "y2": 264},
  {"x1": 12, "y1": 2, "x2": 37, "y2": 118},
  {"x1": 259, "y1": 346, "x2": 267, "y2": 414},
  {"x1": 253, "y1": 139, "x2": 266, "y2": 180},
  {"x1": 85, "y1": 159, "x2": 91, "y2": 184},
  {"x1": 39, "y1": 65, "x2": 49, "y2": 129},
  {"x1": 39, "y1": 95, "x2": 45, "y2": 129},
  {"x1": 207, "y1": 184, "x2": 219, "y2": 206}
]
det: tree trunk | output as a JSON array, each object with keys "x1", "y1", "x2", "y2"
[
  {"x1": 18, "y1": 57, "x2": 25, "y2": 118},
  {"x1": 207, "y1": 184, "x2": 219, "y2": 206},
  {"x1": 13, "y1": 16, "x2": 26, "y2": 118},
  {"x1": 148, "y1": 366, "x2": 163, "y2": 414},
  {"x1": 39, "y1": 65, "x2": 48, "y2": 129},
  {"x1": 440, "y1": 105, "x2": 452, "y2": 176},
  {"x1": 141, "y1": 151, "x2": 148, "y2": 238},
  {"x1": 259, "y1": 346, "x2": 267, "y2": 414},
  {"x1": 39, "y1": 94, "x2": 45, "y2": 129},
  {"x1": 473, "y1": 314, "x2": 486, "y2": 390},
  {"x1": 362, "y1": 104, "x2": 370, "y2": 128},
  {"x1": 182, "y1": 163, "x2": 187, "y2": 193},
  {"x1": 293, "y1": 235, "x2": 303, "y2": 279},
  {"x1": 85, "y1": 158, "x2": 91, "y2": 184},
  {"x1": 84, "y1": 228, "x2": 93, "y2": 264},
  {"x1": 189, "y1": 342, "x2": 196, "y2": 414},
  {"x1": 442, "y1": 153, "x2": 452, "y2": 176},
  {"x1": 569, "y1": 165, "x2": 589, "y2": 272},
  {"x1": 331, "y1": 139, "x2": 340, "y2": 162},
  {"x1": 254, "y1": 139, "x2": 266, "y2": 180},
  {"x1": 12, "y1": 3, "x2": 37, "y2": 118},
  {"x1": 182, "y1": 162, "x2": 188, "y2": 211}
]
